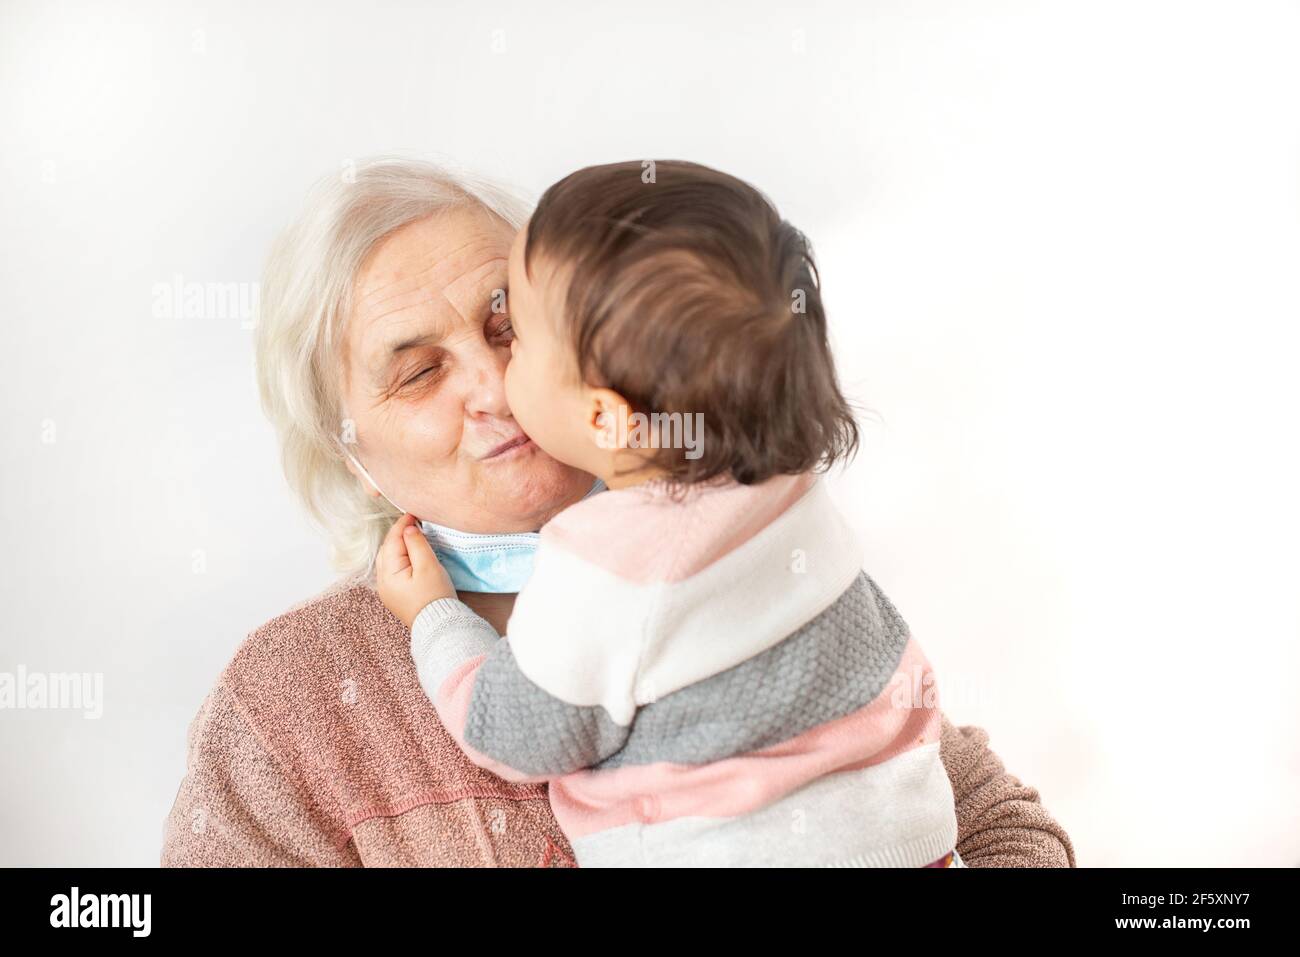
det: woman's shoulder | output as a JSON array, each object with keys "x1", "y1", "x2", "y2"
[
  {"x1": 239, "y1": 573, "x2": 383, "y2": 650},
  {"x1": 168, "y1": 573, "x2": 561, "y2": 865},
  {"x1": 162, "y1": 577, "x2": 392, "y2": 865},
  {"x1": 209, "y1": 573, "x2": 419, "y2": 764},
  {"x1": 220, "y1": 574, "x2": 390, "y2": 695},
  {"x1": 184, "y1": 575, "x2": 408, "y2": 786},
  {"x1": 195, "y1": 573, "x2": 401, "y2": 762}
]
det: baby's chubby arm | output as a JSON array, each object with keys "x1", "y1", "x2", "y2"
[
  {"x1": 375, "y1": 513, "x2": 458, "y2": 626},
  {"x1": 376, "y1": 514, "x2": 630, "y2": 783}
]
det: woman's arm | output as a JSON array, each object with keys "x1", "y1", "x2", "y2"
[
  {"x1": 161, "y1": 679, "x2": 360, "y2": 867},
  {"x1": 939, "y1": 715, "x2": 1076, "y2": 867}
]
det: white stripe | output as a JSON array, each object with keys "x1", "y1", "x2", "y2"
[
  {"x1": 506, "y1": 479, "x2": 862, "y2": 724},
  {"x1": 571, "y1": 742, "x2": 957, "y2": 867}
]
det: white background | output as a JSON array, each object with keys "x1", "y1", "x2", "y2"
[{"x1": 1, "y1": 0, "x2": 1297, "y2": 867}]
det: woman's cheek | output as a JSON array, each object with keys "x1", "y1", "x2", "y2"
[{"x1": 411, "y1": 391, "x2": 463, "y2": 458}]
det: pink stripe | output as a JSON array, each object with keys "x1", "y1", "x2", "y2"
[
  {"x1": 541, "y1": 472, "x2": 816, "y2": 584},
  {"x1": 435, "y1": 656, "x2": 551, "y2": 785},
  {"x1": 548, "y1": 637, "x2": 942, "y2": 838}
]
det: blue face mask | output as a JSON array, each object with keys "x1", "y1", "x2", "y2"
[
  {"x1": 344, "y1": 448, "x2": 605, "y2": 593},
  {"x1": 414, "y1": 523, "x2": 542, "y2": 594}
]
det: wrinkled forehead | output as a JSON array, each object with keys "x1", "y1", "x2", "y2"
[
  {"x1": 507, "y1": 219, "x2": 571, "y2": 321},
  {"x1": 344, "y1": 209, "x2": 513, "y2": 381}
]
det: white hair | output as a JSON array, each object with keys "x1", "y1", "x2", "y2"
[{"x1": 255, "y1": 156, "x2": 531, "y2": 576}]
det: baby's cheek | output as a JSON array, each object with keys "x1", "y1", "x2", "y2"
[{"x1": 503, "y1": 359, "x2": 527, "y2": 418}]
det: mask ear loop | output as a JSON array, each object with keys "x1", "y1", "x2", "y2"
[
  {"x1": 338, "y1": 440, "x2": 412, "y2": 519},
  {"x1": 337, "y1": 440, "x2": 424, "y2": 584}
]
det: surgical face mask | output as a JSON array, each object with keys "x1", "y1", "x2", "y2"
[{"x1": 343, "y1": 447, "x2": 604, "y2": 593}]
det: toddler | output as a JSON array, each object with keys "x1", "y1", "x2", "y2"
[{"x1": 377, "y1": 160, "x2": 962, "y2": 867}]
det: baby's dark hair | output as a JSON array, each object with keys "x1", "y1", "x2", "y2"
[{"x1": 525, "y1": 159, "x2": 858, "y2": 485}]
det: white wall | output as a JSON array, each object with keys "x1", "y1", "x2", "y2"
[{"x1": 1, "y1": 0, "x2": 1296, "y2": 866}]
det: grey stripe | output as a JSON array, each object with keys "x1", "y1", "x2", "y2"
[
  {"x1": 456, "y1": 570, "x2": 910, "y2": 776},
  {"x1": 463, "y1": 638, "x2": 630, "y2": 776},
  {"x1": 596, "y1": 571, "x2": 911, "y2": 769}
]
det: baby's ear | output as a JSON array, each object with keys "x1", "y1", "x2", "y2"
[{"x1": 586, "y1": 387, "x2": 635, "y2": 450}]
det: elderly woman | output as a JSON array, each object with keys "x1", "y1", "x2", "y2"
[{"x1": 160, "y1": 158, "x2": 1075, "y2": 867}]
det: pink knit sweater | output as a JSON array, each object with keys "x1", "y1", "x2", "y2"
[{"x1": 160, "y1": 576, "x2": 1076, "y2": 867}]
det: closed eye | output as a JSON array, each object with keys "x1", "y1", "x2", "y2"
[
  {"x1": 401, "y1": 363, "x2": 443, "y2": 389},
  {"x1": 489, "y1": 317, "x2": 515, "y2": 342}
]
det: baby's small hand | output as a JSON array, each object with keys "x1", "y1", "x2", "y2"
[{"x1": 376, "y1": 513, "x2": 456, "y2": 628}]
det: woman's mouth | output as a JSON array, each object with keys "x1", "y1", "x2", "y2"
[{"x1": 481, "y1": 434, "x2": 534, "y2": 460}]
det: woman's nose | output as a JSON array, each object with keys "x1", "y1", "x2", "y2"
[{"x1": 458, "y1": 346, "x2": 513, "y2": 420}]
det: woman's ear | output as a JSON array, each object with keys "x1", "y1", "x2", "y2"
[{"x1": 342, "y1": 448, "x2": 383, "y2": 498}]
